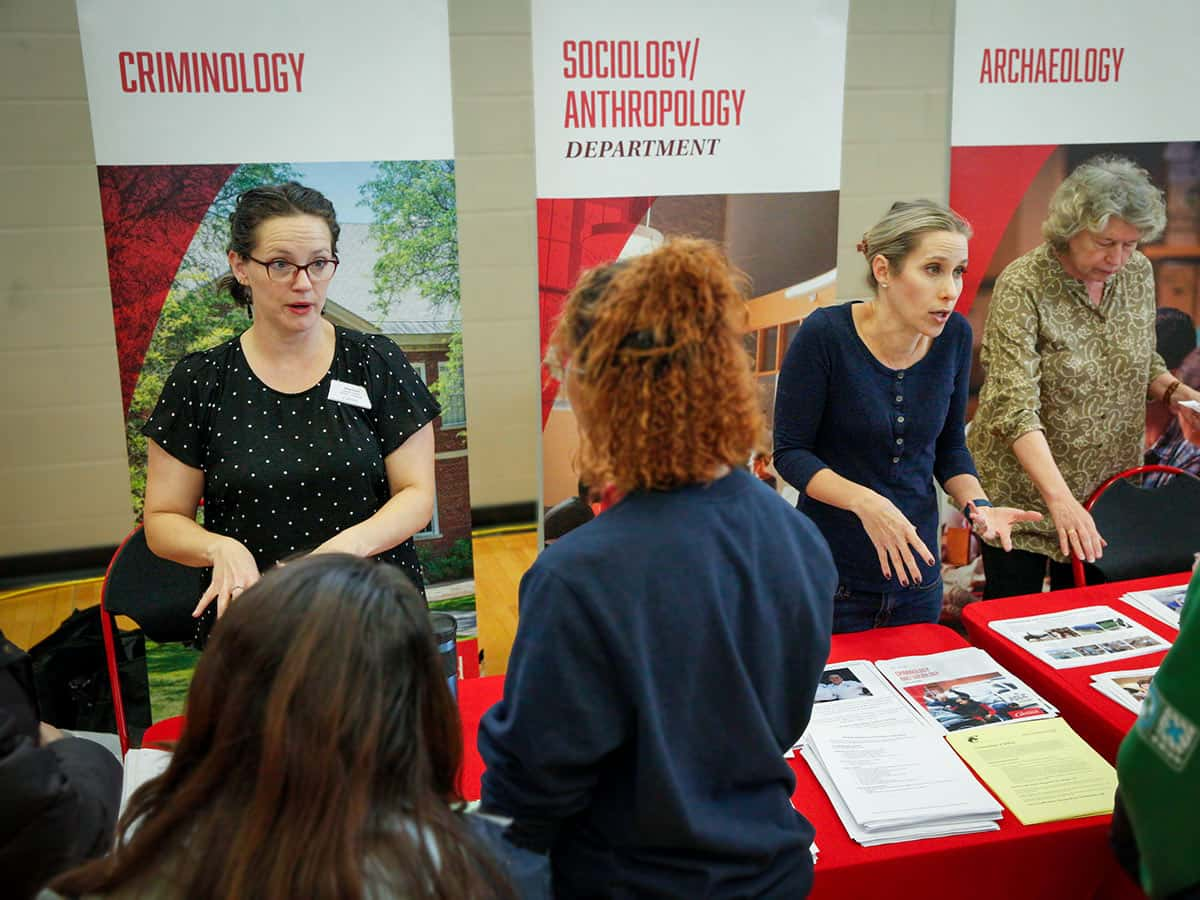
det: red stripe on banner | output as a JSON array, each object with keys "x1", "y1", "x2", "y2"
[
  {"x1": 949, "y1": 145, "x2": 1058, "y2": 314},
  {"x1": 98, "y1": 164, "x2": 237, "y2": 414},
  {"x1": 538, "y1": 195, "x2": 654, "y2": 426}
]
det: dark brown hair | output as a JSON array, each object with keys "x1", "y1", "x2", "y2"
[
  {"x1": 216, "y1": 181, "x2": 341, "y2": 310},
  {"x1": 52, "y1": 555, "x2": 512, "y2": 900},
  {"x1": 547, "y1": 237, "x2": 762, "y2": 493}
]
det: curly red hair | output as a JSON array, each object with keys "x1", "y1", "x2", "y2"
[{"x1": 548, "y1": 238, "x2": 762, "y2": 493}]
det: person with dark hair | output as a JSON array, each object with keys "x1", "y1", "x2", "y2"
[
  {"x1": 1144, "y1": 312, "x2": 1200, "y2": 488},
  {"x1": 45, "y1": 555, "x2": 542, "y2": 900},
  {"x1": 141, "y1": 182, "x2": 439, "y2": 624},
  {"x1": 0, "y1": 630, "x2": 121, "y2": 900},
  {"x1": 774, "y1": 200, "x2": 1038, "y2": 633},
  {"x1": 969, "y1": 157, "x2": 1200, "y2": 598},
  {"x1": 479, "y1": 238, "x2": 836, "y2": 897},
  {"x1": 1144, "y1": 348, "x2": 1200, "y2": 487},
  {"x1": 1154, "y1": 307, "x2": 1197, "y2": 373}
]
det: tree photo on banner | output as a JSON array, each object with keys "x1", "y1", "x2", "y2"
[
  {"x1": 74, "y1": 0, "x2": 475, "y2": 643},
  {"x1": 532, "y1": 0, "x2": 849, "y2": 529},
  {"x1": 115, "y1": 162, "x2": 472, "y2": 596}
]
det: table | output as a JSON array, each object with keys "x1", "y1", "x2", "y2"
[
  {"x1": 962, "y1": 573, "x2": 1185, "y2": 765},
  {"x1": 458, "y1": 623, "x2": 1138, "y2": 900}
]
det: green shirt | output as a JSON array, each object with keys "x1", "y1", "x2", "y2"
[
  {"x1": 1117, "y1": 569, "x2": 1200, "y2": 898},
  {"x1": 967, "y1": 243, "x2": 1167, "y2": 562}
]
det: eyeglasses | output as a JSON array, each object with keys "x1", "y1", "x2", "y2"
[{"x1": 246, "y1": 255, "x2": 339, "y2": 283}]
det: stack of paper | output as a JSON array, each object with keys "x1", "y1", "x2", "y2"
[
  {"x1": 1121, "y1": 584, "x2": 1187, "y2": 631},
  {"x1": 1089, "y1": 666, "x2": 1158, "y2": 713},
  {"x1": 988, "y1": 605, "x2": 1171, "y2": 668},
  {"x1": 801, "y1": 723, "x2": 1003, "y2": 845},
  {"x1": 789, "y1": 659, "x2": 928, "y2": 754},
  {"x1": 796, "y1": 660, "x2": 1002, "y2": 845},
  {"x1": 947, "y1": 718, "x2": 1116, "y2": 825},
  {"x1": 874, "y1": 647, "x2": 1058, "y2": 732},
  {"x1": 120, "y1": 747, "x2": 172, "y2": 817}
]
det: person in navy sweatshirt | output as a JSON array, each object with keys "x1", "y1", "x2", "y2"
[
  {"x1": 479, "y1": 238, "x2": 837, "y2": 898},
  {"x1": 774, "y1": 200, "x2": 1039, "y2": 633}
]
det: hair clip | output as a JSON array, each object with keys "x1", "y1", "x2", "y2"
[
  {"x1": 856, "y1": 238, "x2": 869, "y2": 254},
  {"x1": 619, "y1": 329, "x2": 666, "y2": 351}
]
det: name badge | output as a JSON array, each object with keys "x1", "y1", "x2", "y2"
[{"x1": 328, "y1": 379, "x2": 372, "y2": 409}]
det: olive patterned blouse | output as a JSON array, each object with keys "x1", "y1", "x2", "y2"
[{"x1": 967, "y1": 242, "x2": 1168, "y2": 562}]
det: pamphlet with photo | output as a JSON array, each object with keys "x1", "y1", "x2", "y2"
[
  {"x1": 875, "y1": 648, "x2": 1058, "y2": 732},
  {"x1": 988, "y1": 605, "x2": 1171, "y2": 669},
  {"x1": 1090, "y1": 666, "x2": 1158, "y2": 714},
  {"x1": 1121, "y1": 584, "x2": 1188, "y2": 631}
]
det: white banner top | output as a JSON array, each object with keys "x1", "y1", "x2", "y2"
[
  {"x1": 953, "y1": 0, "x2": 1200, "y2": 147},
  {"x1": 531, "y1": 0, "x2": 848, "y2": 198},
  {"x1": 76, "y1": 0, "x2": 455, "y2": 164}
]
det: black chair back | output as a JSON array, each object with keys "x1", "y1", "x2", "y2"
[
  {"x1": 1088, "y1": 473, "x2": 1200, "y2": 583},
  {"x1": 543, "y1": 496, "x2": 595, "y2": 542},
  {"x1": 104, "y1": 528, "x2": 207, "y2": 644}
]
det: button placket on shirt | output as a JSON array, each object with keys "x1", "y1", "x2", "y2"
[{"x1": 892, "y1": 370, "x2": 906, "y2": 464}]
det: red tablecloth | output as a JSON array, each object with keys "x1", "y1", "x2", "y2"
[
  {"x1": 458, "y1": 623, "x2": 1139, "y2": 900},
  {"x1": 962, "y1": 573, "x2": 1185, "y2": 765}
]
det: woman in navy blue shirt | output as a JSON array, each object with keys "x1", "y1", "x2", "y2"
[
  {"x1": 774, "y1": 201, "x2": 1039, "y2": 633},
  {"x1": 481, "y1": 239, "x2": 836, "y2": 897}
]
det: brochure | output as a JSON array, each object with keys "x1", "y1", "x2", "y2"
[
  {"x1": 874, "y1": 647, "x2": 1057, "y2": 732},
  {"x1": 1121, "y1": 584, "x2": 1188, "y2": 631},
  {"x1": 987, "y1": 605, "x2": 1171, "y2": 669},
  {"x1": 1089, "y1": 666, "x2": 1158, "y2": 715},
  {"x1": 791, "y1": 659, "x2": 931, "y2": 752}
]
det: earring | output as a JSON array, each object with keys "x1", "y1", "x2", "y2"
[{"x1": 880, "y1": 282, "x2": 889, "y2": 288}]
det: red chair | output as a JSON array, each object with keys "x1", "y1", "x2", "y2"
[
  {"x1": 1072, "y1": 464, "x2": 1200, "y2": 587},
  {"x1": 101, "y1": 526, "x2": 205, "y2": 754}
]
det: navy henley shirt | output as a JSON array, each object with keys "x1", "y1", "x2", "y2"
[{"x1": 773, "y1": 302, "x2": 977, "y2": 592}]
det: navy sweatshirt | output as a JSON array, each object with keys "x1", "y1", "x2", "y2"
[
  {"x1": 479, "y1": 469, "x2": 835, "y2": 899},
  {"x1": 773, "y1": 302, "x2": 977, "y2": 592}
]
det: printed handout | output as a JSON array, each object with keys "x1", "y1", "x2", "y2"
[
  {"x1": 988, "y1": 606, "x2": 1171, "y2": 669},
  {"x1": 790, "y1": 660, "x2": 931, "y2": 754},
  {"x1": 1121, "y1": 584, "x2": 1187, "y2": 631},
  {"x1": 1090, "y1": 667, "x2": 1158, "y2": 714},
  {"x1": 947, "y1": 718, "x2": 1116, "y2": 825},
  {"x1": 875, "y1": 647, "x2": 1057, "y2": 732}
]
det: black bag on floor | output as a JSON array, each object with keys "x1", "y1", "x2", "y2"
[{"x1": 28, "y1": 607, "x2": 151, "y2": 737}]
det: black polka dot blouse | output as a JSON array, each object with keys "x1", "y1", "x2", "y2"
[{"x1": 142, "y1": 327, "x2": 441, "y2": 596}]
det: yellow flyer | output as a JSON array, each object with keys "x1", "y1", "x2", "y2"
[{"x1": 946, "y1": 718, "x2": 1116, "y2": 825}]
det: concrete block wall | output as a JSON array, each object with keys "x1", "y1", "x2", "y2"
[
  {"x1": 0, "y1": 0, "x2": 956, "y2": 559},
  {"x1": 836, "y1": 0, "x2": 956, "y2": 299},
  {"x1": 0, "y1": 0, "x2": 135, "y2": 558}
]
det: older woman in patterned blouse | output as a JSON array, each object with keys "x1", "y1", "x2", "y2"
[{"x1": 969, "y1": 156, "x2": 1200, "y2": 599}]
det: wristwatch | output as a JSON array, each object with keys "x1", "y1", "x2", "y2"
[{"x1": 964, "y1": 498, "x2": 992, "y2": 519}]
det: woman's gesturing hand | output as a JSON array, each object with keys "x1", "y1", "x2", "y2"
[
  {"x1": 853, "y1": 491, "x2": 936, "y2": 586},
  {"x1": 194, "y1": 536, "x2": 260, "y2": 619},
  {"x1": 966, "y1": 503, "x2": 1043, "y2": 552},
  {"x1": 1045, "y1": 495, "x2": 1106, "y2": 563}
]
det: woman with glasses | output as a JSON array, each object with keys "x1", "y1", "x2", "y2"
[
  {"x1": 141, "y1": 182, "x2": 439, "y2": 621},
  {"x1": 479, "y1": 239, "x2": 836, "y2": 897}
]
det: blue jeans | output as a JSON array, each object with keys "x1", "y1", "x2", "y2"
[{"x1": 831, "y1": 579, "x2": 944, "y2": 634}]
